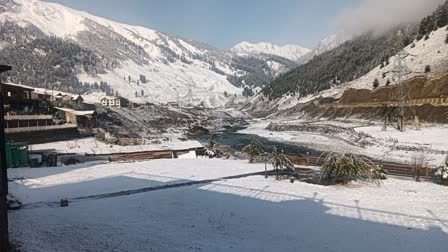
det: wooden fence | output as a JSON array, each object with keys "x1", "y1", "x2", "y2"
[
  {"x1": 4, "y1": 124, "x2": 77, "y2": 133},
  {"x1": 286, "y1": 155, "x2": 436, "y2": 179}
]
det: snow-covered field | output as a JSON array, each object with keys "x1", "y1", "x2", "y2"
[
  {"x1": 8, "y1": 159, "x2": 265, "y2": 204},
  {"x1": 240, "y1": 120, "x2": 448, "y2": 166},
  {"x1": 8, "y1": 158, "x2": 448, "y2": 251}
]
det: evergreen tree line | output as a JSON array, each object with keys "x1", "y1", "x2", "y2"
[
  {"x1": 227, "y1": 55, "x2": 286, "y2": 88},
  {"x1": 418, "y1": 1, "x2": 448, "y2": 40},
  {"x1": 0, "y1": 21, "x2": 111, "y2": 94}
]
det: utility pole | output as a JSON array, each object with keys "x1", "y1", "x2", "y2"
[
  {"x1": 385, "y1": 29, "x2": 414, "y2": 132},
  {"x1": 0, "y1": 64, "x2": 12, "y2": 252}
]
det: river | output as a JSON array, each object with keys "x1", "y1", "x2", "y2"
[{"x1": 194, "y1": 125, "x2": 321, "y2": 157}]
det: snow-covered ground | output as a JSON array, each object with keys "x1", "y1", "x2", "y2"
[
  {"x1": 8, "y1": 159, "x2": 266, "y2": 204},
  {"x1": 240, "y1": 120, "x2": 448, "y2": 166},
  {"x1": 8, "y1": 158, "x2": 448, "y2": 251}
]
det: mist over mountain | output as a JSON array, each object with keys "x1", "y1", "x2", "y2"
[
  {"x1": 263, "y1": 0, "x2": 448, "y2": 100},
  {"x1": 333, "y1": 0, "x2": 446, "y2": 36}
]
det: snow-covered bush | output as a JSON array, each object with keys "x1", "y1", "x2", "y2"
[
  {"x1": 270, "y1": 147, "x2": 294, "y2": 180},
  {"x1": 435, "y1": 156, "x2": 448, "y2": 185},
  {"x1": 206, "y1": 139, "x2": 222, "y2": 158},
  {"x1": 372, "y1": 165, "x2": 388, "y2": 180},
  {"x1": 319, "y1": 152, "x2": 381, "y2": 185}
]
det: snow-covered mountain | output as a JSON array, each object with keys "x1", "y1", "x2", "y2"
[
  {"x1": 313, "y1": 32, "x2": 349, "y2": 56},
  {"x1": 231, "y1": 41, "x2": 311, "y2": 61},
  {"x1": 245, "y1": 24, "x2": 448, "y2": 115},
  {"x1": 298, "y1": 32, "x2": 349, "y2": 63},
  {"x1": 0, "y1": 0, "x2": 298, "y2": 107}
]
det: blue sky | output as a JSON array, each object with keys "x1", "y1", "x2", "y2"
[{"x1": 48, "y1": 0, "x2": 361, "y2": 49}]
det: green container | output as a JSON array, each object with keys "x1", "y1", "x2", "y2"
[{"x1": 5, "y1": 142, "x2": 29, "y2": 168}]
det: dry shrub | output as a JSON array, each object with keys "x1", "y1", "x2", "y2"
[{"x1": 411, "y1": 151, "x2": 426, "y2": 181}]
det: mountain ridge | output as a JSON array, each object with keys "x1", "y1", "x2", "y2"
[
  {"x1": 230, "y1": 41, "x2": 311, "y2": 61},
  {"x1": 0, "y1": 0, "x2": 301, "y2": 107}
]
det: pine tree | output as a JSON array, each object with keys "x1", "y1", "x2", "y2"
[
  {"x1": 373, "y1": 78, "x2": 379, "y2": 89},
  {"x1": 141, "y1": 90, "x2": 144, "y2": 96},
  {"x1": 445, "y1": 33, "x2": 448, "y2": 44},
  {"x1": 386, "y1": 79, "x2": 391, "y2": 86},
  {"x1": 128, "y1": 75, "x2": 131, "y2": 83},
  {"x1": 135, "y1": 91, "x2": 138, "y2": 97},
  {"x1": 425, "y1": 65, "x2": 431, "y2": 73}
]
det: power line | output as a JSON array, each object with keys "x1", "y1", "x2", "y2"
[{"x1": 384, "y1": 30, "x2": 417, "y2": 132}]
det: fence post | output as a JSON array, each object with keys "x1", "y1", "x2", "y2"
[
  {"x1": 416, "y1": 165, "x2": 421, "y2": 182},
  {"x1": 264, "y1": 155, "x2": 268, "y2": 179}
]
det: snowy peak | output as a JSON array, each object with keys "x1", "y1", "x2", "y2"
[
  {"x1": 231, "y1": 41, "x2": 311, "y2": 61},
  {"x1": 313, "y1": 32, "x2": 349, "y2": 56},
  {"x1": 1, "y1": 0, "x2": 296, "y2": 108}
]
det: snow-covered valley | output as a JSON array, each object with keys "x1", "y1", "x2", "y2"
[{"x1": 2, "y1": 0, "x2": 448, "y2": 251}]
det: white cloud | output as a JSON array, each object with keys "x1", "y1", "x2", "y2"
[{"x1": 333, "y1": 0, "x2": 446, "y2": 35}]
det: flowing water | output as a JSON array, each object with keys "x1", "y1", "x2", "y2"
[{"x1": 194, "y1": 126, "x2": 321, "y2": 157}]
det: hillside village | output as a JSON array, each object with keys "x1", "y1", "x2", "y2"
[{"x1": 1, "y1": 0, "x2": 448, "y2": 251}]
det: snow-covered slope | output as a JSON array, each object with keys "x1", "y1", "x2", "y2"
[
  {"x1": 0, "y1": 0, "x2": 276, "y2": 107},
  {"x1": 302, "y1": 25, "x2": 448, "y2": 104},
  {"x1": 343, "y1": 26, "x2": 448, "y2": 91},
  {"x1": 231, "y1": 41, "x2": 311, "y2": 61},
  {"x1": 312, "y1": 32, "x2": 349, "y2": 56},
  {"x1": 244, "y1": 26, "x2": 448, "y2": 114}
]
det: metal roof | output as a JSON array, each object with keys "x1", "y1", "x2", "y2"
[
  {"x1": 2, "y1": 82, "x2": 34, "y2": 91},
  {"x1": 54, "y1": 107, "x2": 94, "y2": 116}
]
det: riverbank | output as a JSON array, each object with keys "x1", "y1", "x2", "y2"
[{"x1": 238, "y1": 119, "x2": 448, "y2": 167}]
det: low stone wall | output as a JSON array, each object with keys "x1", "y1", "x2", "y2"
[{"x1": 6, "y1": 127, "x2": 80, "y2": 144}]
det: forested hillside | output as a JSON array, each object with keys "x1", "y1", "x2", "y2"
[
  {"x1": 0, "y1": 21, "x2": 113, "y2": 94},
  {"x1": 264, "y1": 1, "x2": 448, "y2": 100}
]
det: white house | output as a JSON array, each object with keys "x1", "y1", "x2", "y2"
[{"x1": 101, "y1": 97, "x2": 121, "y2": 107}]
